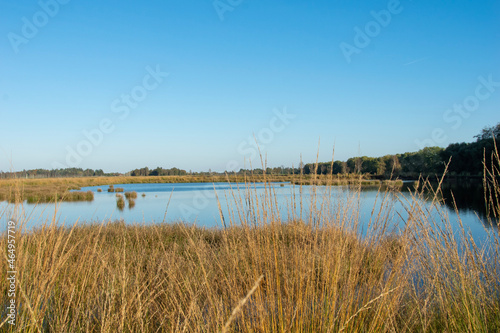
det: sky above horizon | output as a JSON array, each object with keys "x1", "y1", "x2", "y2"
[{"x1": 0, "y1": 0, "x2": 499, "y2": 173}]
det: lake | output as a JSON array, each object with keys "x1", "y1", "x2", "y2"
[{"x1": 0, "y1": 181, "x2": 497, "y2": 244}]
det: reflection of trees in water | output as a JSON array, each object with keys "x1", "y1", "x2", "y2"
[
  {"x1": 341, "y1": 181, "x2": 496, "y2": 228},
  {"x1": 440, "y1": 182, "x2": 487, "y2": 218},
  {"x1": 401, "y1": 180, "x2": 495, "y2": 225}
]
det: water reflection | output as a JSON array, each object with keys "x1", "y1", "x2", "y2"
[{"x1": 399, "y1": 180, "x2": 493, "y2": 223}]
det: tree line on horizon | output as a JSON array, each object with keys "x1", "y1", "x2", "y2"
[
  {"x1": 0, "y1": 167, "x2": 121, "y2": 179},
  {"x1": 241, "y1": 123, "x2": 500, "y2": 179},
  {"x1": 1, "y1": 123, "x2": 498, "y2": 180},
  {"x1": 128, "y1": 167, "x2": 188, "y2": 177}
]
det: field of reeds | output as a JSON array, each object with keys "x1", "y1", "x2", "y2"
[
  {"x1": 291, "y1": 178, "x2": 403, "y2": 187},
  {"x1": 0, "y1": 178, "x2": 100, "y2": 203},
  {"x1": 0, "y1": 148, "x2": 499, "y2": 332},
  {"x1": 0, "y1": 184, "x2": 94, "y2": 204}
]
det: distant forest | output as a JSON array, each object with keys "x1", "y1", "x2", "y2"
[
  {"x1": 0, "y1": 168, "x2": 119, "y2": 179},
  {"x1": 1, "y1": 123, "x2": 498, "y2": 180},
  {"x1": 254, "y1": 123, "x2": 500, "y2": 179}
]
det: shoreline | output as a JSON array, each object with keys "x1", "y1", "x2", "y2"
[{"x1": 0, "y1": 175, "x2": 404, "y2": 203}]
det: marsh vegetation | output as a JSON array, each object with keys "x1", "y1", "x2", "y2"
[
  {"x1": 116, "y1": 194, "x2": 125, "y2": 211},
  {"x1": 0, "y1": 174, "x2": 391, "y2": 204},
  {"x1": 0, "y1": 146, "x2": 499, "y2": 332}
]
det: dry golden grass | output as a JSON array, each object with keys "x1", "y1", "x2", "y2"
[
  {"x1": 0, "y1": 152, "x2": 499, "y2": 332},
  {"x1": 0, "y1": 177, "x2": 95, "y2": 204}
]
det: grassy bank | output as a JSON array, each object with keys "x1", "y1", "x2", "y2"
[
  {"x1": 0, "y1": 182, "x2": 94, "y2": 204},
  {"x1": 0, "y1": 174, "x2": 286, "y2": 203},
  {"x1": 291, "y1": 178, "x2": 403, "y2": 187},
  {"x1": 0, "y1": 173, "x2": 388, "y2": 203}
]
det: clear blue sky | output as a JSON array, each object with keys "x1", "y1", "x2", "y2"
[{"x1": 0, "y1": 0, "x2": 499, "y2": 173}]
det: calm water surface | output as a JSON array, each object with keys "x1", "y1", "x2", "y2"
[{"x1": 0, "y1": 182, "x2": 497, "y2": 244}]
